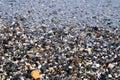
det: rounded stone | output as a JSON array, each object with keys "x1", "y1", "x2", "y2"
[{"x1": 31, "y1": 69, "x2": 40, "y2": 79}]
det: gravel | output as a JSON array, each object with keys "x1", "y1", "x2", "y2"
[
  {"x1": 0, "y1": 22, "x2": 120, "y2": 79},
  {"x1": 0, "y1": 0, "x2": 120, "y2": 80}
]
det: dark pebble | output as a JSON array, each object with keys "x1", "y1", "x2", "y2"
[
  {"x1": 113, "y1": 57, "x2": 120, "y2": 62},
  {"x1": 12, "y1": 21, "x2": 20, "y2": 27}
]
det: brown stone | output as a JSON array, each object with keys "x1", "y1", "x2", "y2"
[
  {"x1": 38, "y1": 48, "x2": 45, "y2": 53},
  {"x1": 31, "y1": 69, "x2": 40, "y2": 80}
]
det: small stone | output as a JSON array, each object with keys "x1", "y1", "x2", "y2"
[
  {"x1": 31, "y1": 69, "x2": 40, "y2": 79},
  {"x1": 96, "y1": 63, "x2": 100, "y2": 68},
  {"x1": 108, "y1": 63, "x2": 115, "y2": 69},
  {"x1": 92, "y1": 63, "x2": 100, "y2": 70},
  {"x1": 6, "y1": 78, "x2": 11, "y2": 80},
  {"x1": 86, "y1": 48, "x2": 92, "y2": 53},
  {"x1": 85, "y1": 61, "x2": 93, "y2": 66},
  {"x1": 45, "y1": 45, "x2": 51, "y2": 50},
  {"x1": 38, "y1": 65, "x2": 41, "y2": 69},
  {"x1": 51, "y1": 18, "x2": 59, "y2": 24},
  {"x1": 80, "y1": 48, "x2": 84, "y2": 52},
  {"x1": 108, "y1": 74, "x2": 112, "y2": 78},
  {"x1": 93, "y1": 27, "x2": 98, "y2": 31},
  {"x1": 95, "y1": 31, "x2": 101, "y2": 34},
  {"x1": 36, "y1": 25, "x2": 40, "y2": 29},
  {"x1": 26, "y1": 53, "x2": 33, "y2": 58},
  {"x1": 49, "y1": 67, "x2": 55, "y2": 73},
  {"x1": 68, "y1": 66, "x2": 73, "y2": 69},
  {"x1": 12, "y1": 21, "x2": 20, "y2": 27},
  {"x1": 38, "y1": 48, "x2": 45, "y2": 53},
  {"x1": 83, "y1": 78, "x2": 89, "y2": 80},
  {"x1": 30, "y1": 27, "x2": 35, "y2": 32},
  {"x1": 24, "y1": 66, "x2": 29, "y2": 70},
  {"x1": 20, "y1": 76, "x2": 25, "y2": 80}
]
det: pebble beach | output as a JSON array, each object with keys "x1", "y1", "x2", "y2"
[{"x1": 0, "y1": 0, "x2": 120, "y2": 80}]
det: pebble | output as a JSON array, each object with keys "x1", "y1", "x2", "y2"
[
  {"x1": 12, "y1": 21, "x2": 20, "y2": 27},
  {"x1": 51, "y1": 18, "x2": 59, "y2": 24},
  {"x1": 85, "y1": 61, "x2": 93, "y2": 66},
  {"x1": 31, "y1": 69, "x2": 40, "y2": 80},
  {"x1": 0, "y1": 19, "x2": 120, "y2": 80},
  {"x1": 86, "y1": 47, "x2": 92, "y2": 54},
  {"x1": 108, "y1": 63, "x2": 115, "y2": 69}
]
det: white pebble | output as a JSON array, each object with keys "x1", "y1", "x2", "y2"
[
  {"x1": 68, "y1": 66, "x2": 73, "y2": 69},
  {"x1": 108, "y1": 74, "x2": 112, "y2": 78},
  {"x1": 108, "y1": 63, "x2": 115, "y2": 69},
  {"x1": 38, "y1": 65, "x2": 41, "y2": 69}
]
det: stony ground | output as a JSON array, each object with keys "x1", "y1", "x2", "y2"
[
  {"x1": 0, "y1": 0, "x2": 120, "y2": 29},
  {"x1": 0, "y1": 0, "x2": 120, "y2": 80},
  {"x1": 0, "y1": 21, "x2": 120, "y2": 80}
]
